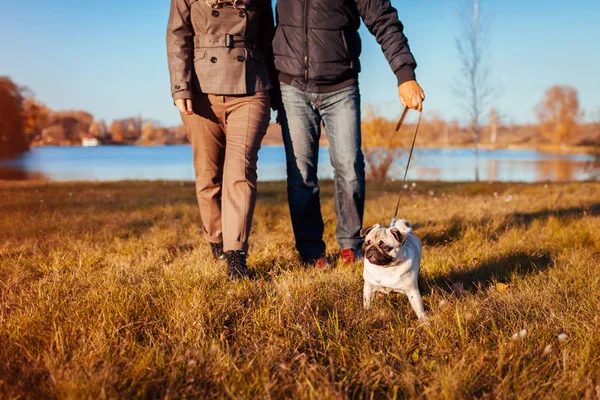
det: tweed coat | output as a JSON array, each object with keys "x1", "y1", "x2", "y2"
[{"x1": 167, "y1": 0, "x2": 276, "y2": 99}]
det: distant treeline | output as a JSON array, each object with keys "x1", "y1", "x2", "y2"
[
  {"x1": 1, "y1": 76, "x2": 599, "y2": 160},
  {"x1": 33, "y1": 110, "x2": 188, "y2": 147},
  {"x1": 0, "y1": 76, "x2": 188, "y2": 158},
  {"x1": 22, "y1": 100, "x2": 188, "y2": 148}
]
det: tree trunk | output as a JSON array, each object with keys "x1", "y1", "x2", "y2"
[{"x1": 474, "y1": 122, "x2": 480, "y2": 181}]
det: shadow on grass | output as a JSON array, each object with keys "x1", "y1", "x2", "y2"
[
  {"x1": 249, "y1": 257, "x2": 307, "y2": 282},
  {"x1": 415, "y1": 203, "x2": 598, "y2": 248},
  {"x1": 117, "y1": 218, "x2": 156, "y2": 239},
  {"x1": 500, "y1": 203, "x2": 599, "y2": 230},
  {"x1": 424, "y1": 250, "x2": 554, "y2": 294},
  {"x1": 162, "y1": 243, "x2": 196, "y2": 264},
  {"x1": 417, "y1": 216, "x2": 467, "y2": 246},
  {"x1": 0, "y1": 182, "x2": 200, "y2": 215}
]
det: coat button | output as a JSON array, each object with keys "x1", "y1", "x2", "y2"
[
  {"x1": 210, "y1": 57, "x2": 218, "y2": 63},
  {"x1": 237, "y1": 56, "x2": 245, "y2": 62},
  {"x1": 238, "y1": 11, "x2": 245, "y2": 18},
  {"x1": 212, "y1": 10, "x2": 219, "y2": 17}
]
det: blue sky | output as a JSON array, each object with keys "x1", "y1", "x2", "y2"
[{"x1": 1, "y1": 0, "x2": 599, "y2": 127}]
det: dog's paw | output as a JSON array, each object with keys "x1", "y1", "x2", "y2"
[{"x1": 417, "y1": 317, "x2": 430, "y2": 327}]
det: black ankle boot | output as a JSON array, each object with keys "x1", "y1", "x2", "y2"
[
  {"x1": 210, "y1": 242, "x2": 224, "y2": 261},
  {"x1": 226, "y1": 250, "x2": 248, "y2": 280}
]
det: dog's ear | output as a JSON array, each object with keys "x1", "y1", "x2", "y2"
[
  {"x1": 360, "y1": 226, "x2": 375, "y2": 238},
  {"x1": 394, "y1": 219, "x2": 413, "y2": 234},
  {"x1": 390, "y1": 227, "x2": 406, "y2": 245}
]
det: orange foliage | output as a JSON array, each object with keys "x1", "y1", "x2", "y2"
[
  {"x1": 42, "y1": 110, "x2": 94, "y2": 144},
  {"x1": 110, "y1": 121, "x2": 126, "y2": 143},
  {"x1": 139, "y1": 122, "x2": 157, "y2": 144},
  {"x1": 0, "y1": 77, "x2": 28, "y2": 158},
  {"x1": 536, "y1": 85, "x2": 580, "y2": 145},
  {"x1": 361, "y1": 107, "x2": 405, "y2": 181},
  {"x1": 23, "y1": 98, "x2": 50, "y2": 143},
  {"x1": 88, "y1": 120, "x2": 109, "y2": 140}
]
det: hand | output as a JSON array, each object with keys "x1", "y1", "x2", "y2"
[
  {"x1": 269, "y1": 88, "x2": 283, "y2": 114},
  {"x1": 175, "y1": 98, "x2": 194, "y2": 115},
  {"x1": 398, "y1": 80, "x2": 425, "y2": 112},
  {"x1": 275, "y1": 110, "x2": 284, "y2": 125}
]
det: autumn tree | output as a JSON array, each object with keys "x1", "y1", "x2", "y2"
[
  {"x1": 139, "y1": 122, "x2": 157, "y2": 144},
  {"x1": 41, "y1": 125, "x2": 66, "y2": 144},
  {"x1": 361, "y1": 107, "x2": 404, "y2": 181},
  {"x1": 23, "y1": 97, "x2": 50, "y2": 143},
  {"x1": 536, "y1": 85, "x2": 580, "y2": 146},
  {"x1": 114, "y1": 116, "x2": 143, "y2": 141},
  {"x1": 0, "y1": 76, "x2": 29, "y2": 158},
  {"x1": 40, "y1": 111, "x2": 94, "y2": 144},
  {"x1": 156, "y1": 128, "x2": 169, "y2": 144},
  {"x1": 110, "y1": 121, "x2": 125, "y2": 143},
  {"x1": 421, "y1": 111, "x2": 447, "y2": 146},
  {"x1": 172, "y1": 124, "x2": 188, "y2": 143},
  {"x1": 89, "y1": 120, "x2": 109, "y2": 140}
]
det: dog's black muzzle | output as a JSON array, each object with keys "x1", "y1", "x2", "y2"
[{"x1": 365, "y1": 246, "x2": 394, "y2": 266}]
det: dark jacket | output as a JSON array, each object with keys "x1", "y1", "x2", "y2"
[
  {"x1": 167, "y1": 0, "x2": 278, "y2": 99},
  {"x1": 273, "y1": 0, "x2": 417, "y2": 93}
]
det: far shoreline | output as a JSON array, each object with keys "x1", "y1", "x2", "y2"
[{"x1": 24, "y1": 143, "x2": 597, "y2": 156}]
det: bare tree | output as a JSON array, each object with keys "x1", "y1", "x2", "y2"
[
  {"x1": 455, "y1": 0, "x2": 494, "y2": 181},
  {"x1": 488, "y1": 107, "x2": 499, "y2": 147}
]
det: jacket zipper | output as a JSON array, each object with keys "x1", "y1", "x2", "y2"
[{"x1": 303, "y1": 0, "x2": 309, "y2": 84}]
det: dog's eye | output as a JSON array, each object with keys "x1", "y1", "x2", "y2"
[{"x1": 378, "y1": 241, "x2": 392, "y2": 252}]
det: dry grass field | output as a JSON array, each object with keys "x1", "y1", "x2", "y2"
[{"x1": 0, "y1": 180, "x2": 599, "y2": 399}]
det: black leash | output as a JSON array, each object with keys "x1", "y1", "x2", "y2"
[{"x1": 390, "y1": 107, "x2": 423, "y2": 228}]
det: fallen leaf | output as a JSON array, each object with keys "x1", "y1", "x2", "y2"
[
  {"x1": 496, "y1": 283, "x2": 510, "y2": 292},
  {"x1": 412, "y1": 349, "x2": 420, "y2": 363}
]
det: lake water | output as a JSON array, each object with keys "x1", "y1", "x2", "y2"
[{"x1": 0, "y1": 145, "x2": 595, "y2": 182}]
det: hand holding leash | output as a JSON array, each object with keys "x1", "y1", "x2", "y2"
[{"x1": 398, "y1": 80, "x2": 425, "y2": 112}]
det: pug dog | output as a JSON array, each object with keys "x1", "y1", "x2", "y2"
[{"x1": 361, "y1": 219, "x2": 426, "y2": 319}]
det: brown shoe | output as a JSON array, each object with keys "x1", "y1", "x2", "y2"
[{"x1": 341, "y1": 248, "x2": 363, "y2": 265}]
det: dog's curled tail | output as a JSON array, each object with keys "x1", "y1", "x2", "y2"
[{"x1": 394, "y1": 219, "x2": 413, "y2": 235}]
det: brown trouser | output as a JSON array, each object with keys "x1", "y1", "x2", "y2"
[{"x1": 182, "y1": 91, "x2": 270, "y2": 252}]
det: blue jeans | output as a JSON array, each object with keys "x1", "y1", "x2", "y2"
[{"x1": 279, "y1": 83, "x2": 366, "y2": 261}]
